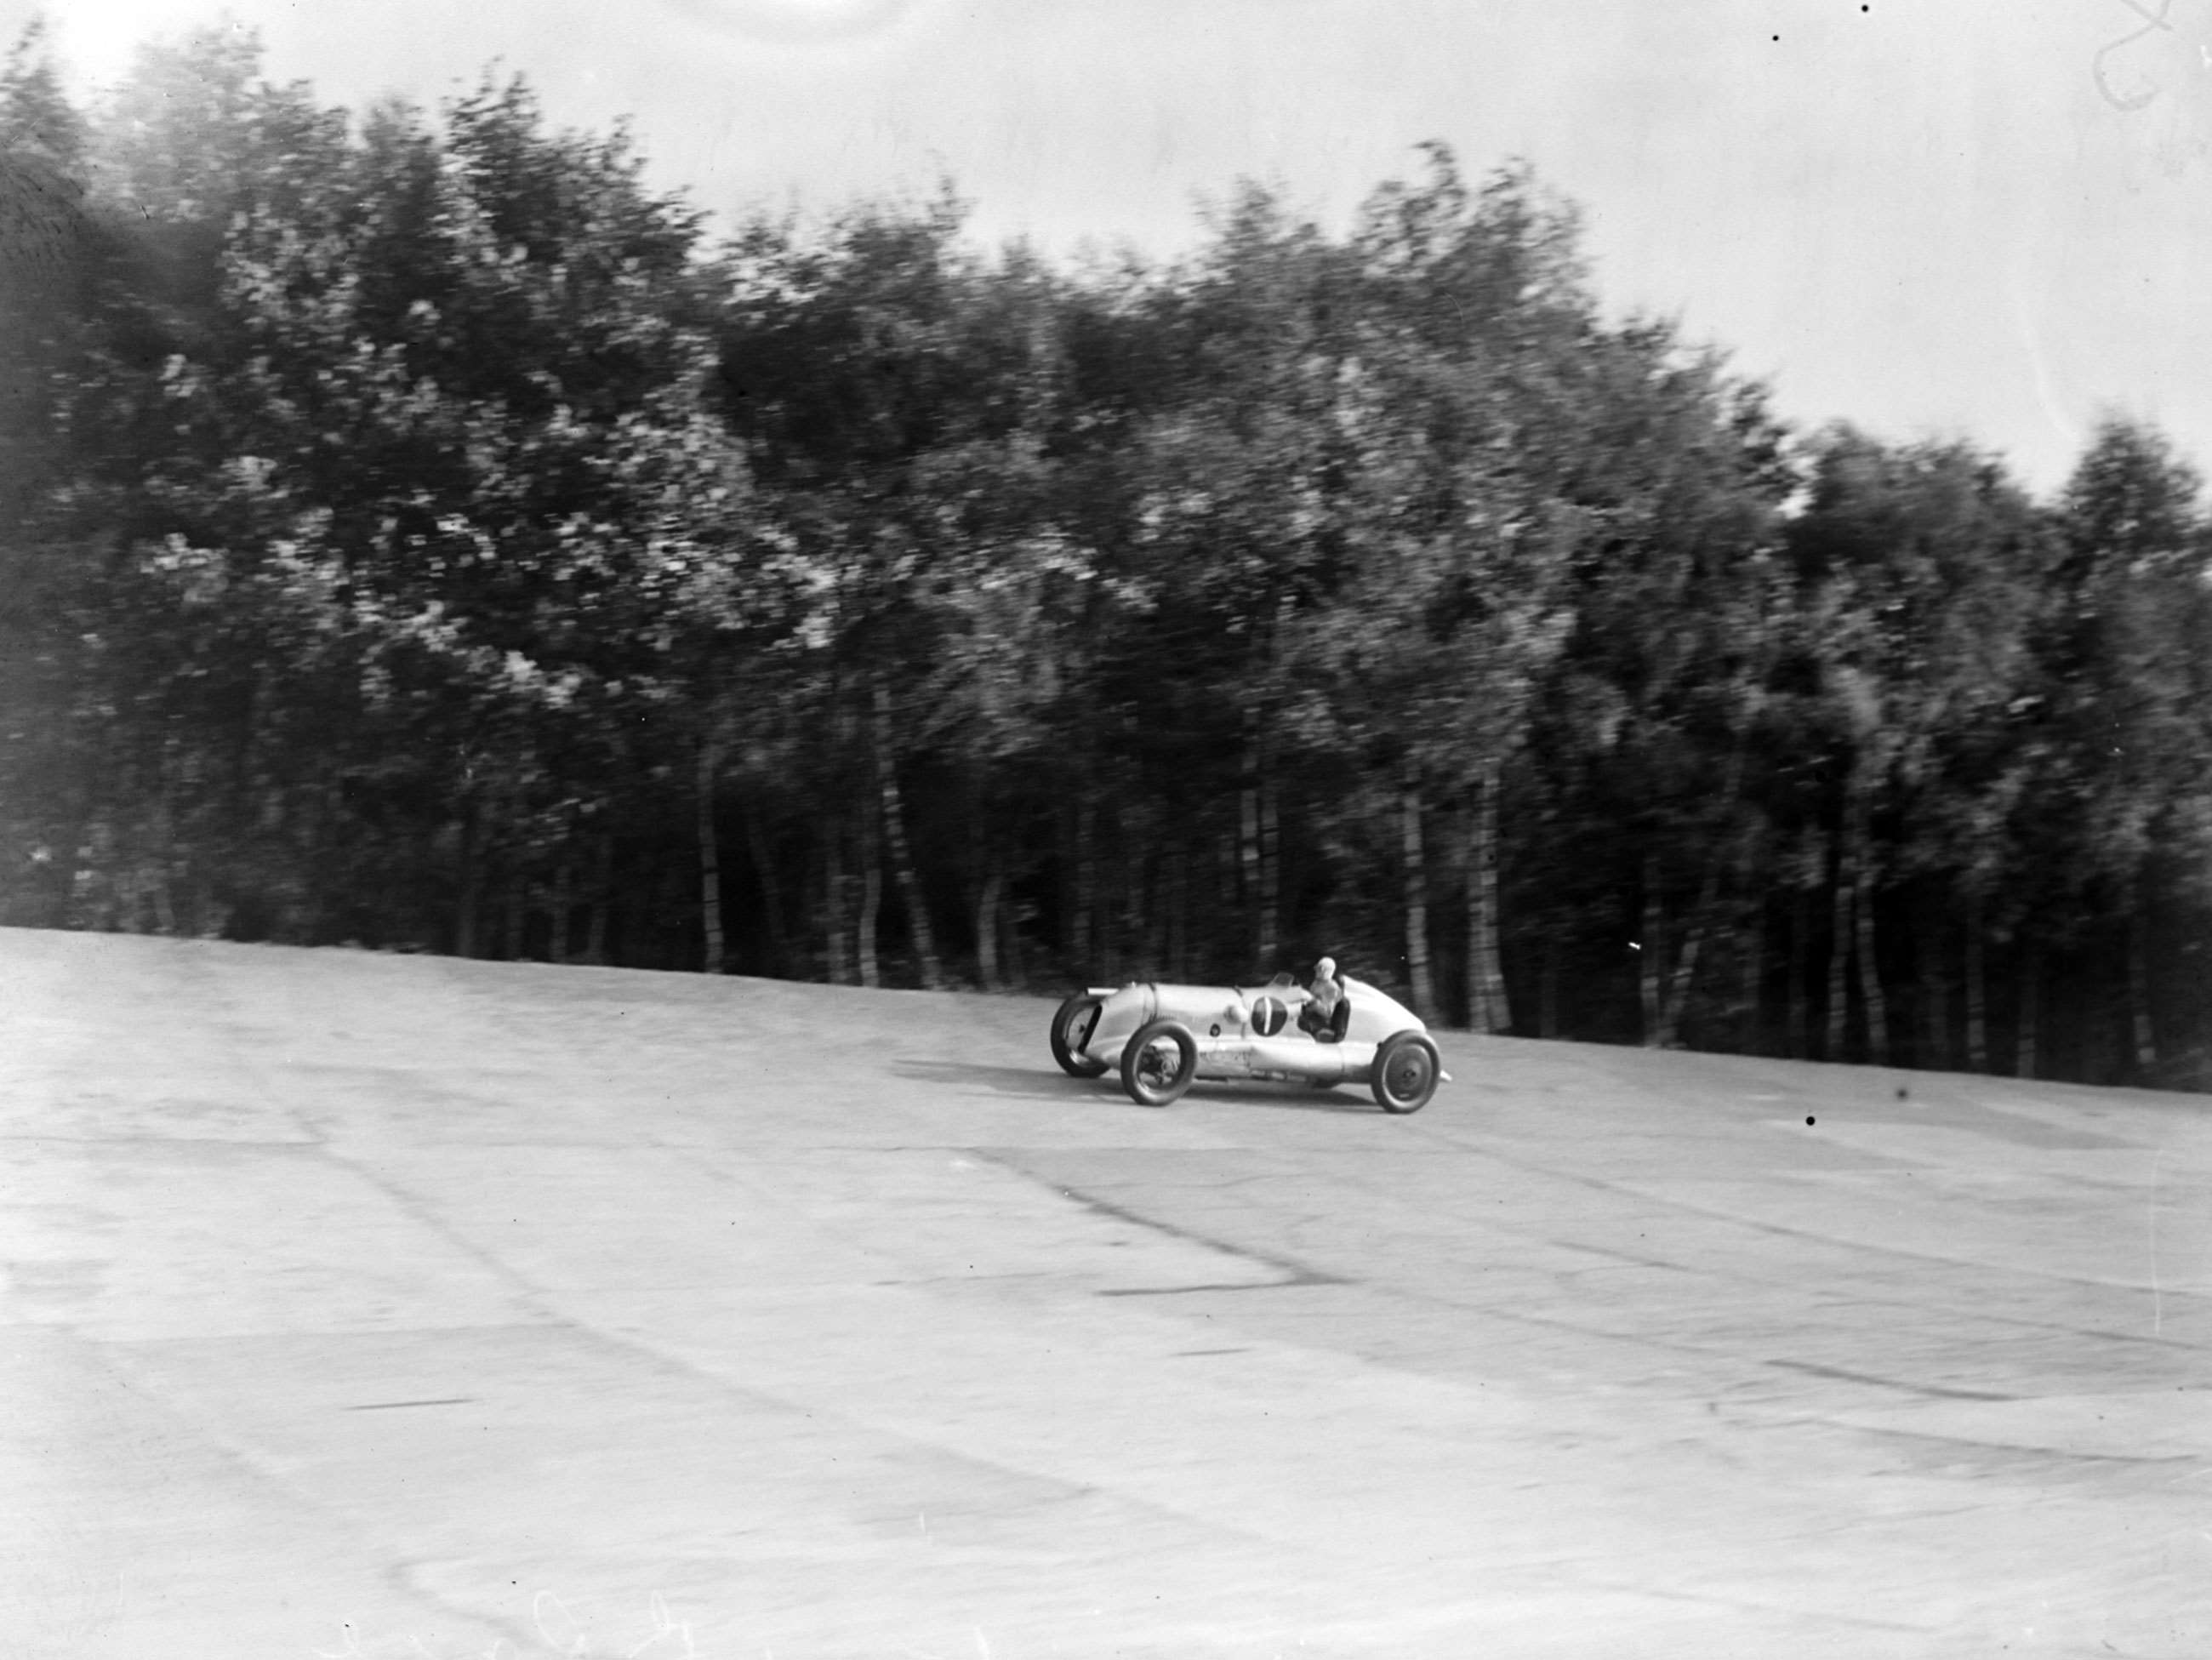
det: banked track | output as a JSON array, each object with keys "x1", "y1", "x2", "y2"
[{"x1": 3, "y1": 927, "x2": 2208, "y2": 1659}]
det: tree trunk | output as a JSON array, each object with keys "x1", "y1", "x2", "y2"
[
  {"x1": 1660, "y1": 891, "x2": 1720, "y2": 1049},
  {"x1": 655, "y1": 850, "x2": 681, "y2": 969},
  {"x1": 1727, "y1": 808, "x2": 1768, "y2": 1052},
  {"x1": 824, "y1": 816, "x2": 853, "y2": 985},
  {"x1": 454, "y1": 802, "x2": 482, "y2": 959},
  {"x1": 107, "y1": 858, "x2": 137, "y2": 934},
  {"x1": 2127, "y1": 902, "x2": 2158, "y2": 1076},
  {"x1": 2016, "y1": 941, "x2": 2042, "y2": 1079},
  {"x1": 1964, "y1": 903, "x2": 1988, "y2": 1072},
  {"x1": 856, "y1": 805, "x2": 881, "y2": 990},
  {"x1": 1118, "y1": 827, "x2": 1147, "y2": 977},
  {"x1": 1850, "y1": 816, "x2": 1888, "y2": 1065},
  {"x1": 697, "y1": 737, "x2": 725, "y2": 975},
  {"x1": 1401, "y1": 767, "x2": 1434, "y2": 1018},
  {"x1": 1915, "y1": 900, "x2": 1945, "y2": 1070},
  {"x1": 1003, "y1": 894, "x2": 1028, "y2": 987},
  {"x1": 1826, "y1": 837, "x2": 1851, "y2": 1063},
  {"x1": 150, "y1": 864, "x2": 179, "y2": 937},
  {"x1": 503, "y1": 875, "x2": 527, "y2": 961},
  {"x1": 1240, "y1": 761, "x2": 1263, "y2": 962},
  {"x1": 1639, "y1": 848, "x2": 1666, "y2": 1047},
  {"x1": 743, "y1": 799, "x2": 790, "y2": 978},
  {"x1": 1465, "y1": 757, "x2": 1508, "y2": 1033},
  {"x1": 1539, "y1": 939, "x2": 1559, "y2": 1041},
  {"x1": 1737, "y1": 908, "x2": 1764, "y2": 1052},
  {"x1": 1656, "y1": 749, "x2": 1752, "y2": 1049},
  {"x1": 1073, "y1": 796, "x2": 1097, "y2": 967},
  {"x1": 1787, "y1": 888, "x2": 1810, "y2": 1058},
  {"x1": 1142, "y1": 849, "x2": 1168, "y2": 975},
  {"x1": 1167, "y1": 845, "x2": 1189, "y2": 981},
  {"x1": 872, "y1": 686, "x2": 943, "y2": 990},
  {"x1": 549, "y1": 859, "x2": 573, "y2": 964},
  {"x1": 878, "y1": 773, "x2": 941, "y2": 990},
  {"x1": 48, "y1": 798, "x2": 91, "y2": 930},
  {"x1": 146, "y1": 790, "x2": 179, "y2": 936},
  {"x1": 1257, "y1": 772, "x2": 1280, "y2": 969},
  {"x1": 976, "y1": 867, "x2": 1004, "y2": 990},
  {"x1": 1239, "y1": 710, "x2": 1279, "y2": 967},
  {"x1": 584, "y1": 835, "x2": 612, "y2": 966}
]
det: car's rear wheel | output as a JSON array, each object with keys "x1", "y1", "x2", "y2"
[
  {"x1": 1121, "y1": 1018, "x2": 1198, "y2": 1106},
  {"x1": 1371, "y1": 1030, "x2": 1440, "y2": 1114},
  {"x1": 1050, "y1": 992, "x2": 1110, "y2": 1077}
]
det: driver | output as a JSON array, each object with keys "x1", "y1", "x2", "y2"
[{"x1": 1297, "y1": 956, "x2": 1350, "y2": 1043}]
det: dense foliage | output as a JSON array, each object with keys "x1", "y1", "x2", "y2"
[{"x1": 5, "y1": 27, "x2": 2209, "y2": 1088}]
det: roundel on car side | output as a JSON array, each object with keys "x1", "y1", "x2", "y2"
[{"x1": 1250, "y1": 994, "x2": 1289, "y2": 1036}]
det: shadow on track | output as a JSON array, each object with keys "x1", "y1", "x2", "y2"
[
  {"x1": 1200, "y1": 1083, "x2": 1385, "y2": 1116},
  {"x1": 889, "y1": 1060, "x2": 1104, "y2": 1101},
  {"x1": 891, "y1": 1062, "x2": 1386, "y2": 1115}
]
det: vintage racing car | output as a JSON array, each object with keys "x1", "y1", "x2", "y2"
[{"x1": 1049, "y1": 972, "x2": 1447, "y2": 1113}]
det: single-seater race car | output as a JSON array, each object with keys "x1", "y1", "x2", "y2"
[{"x1": 1048, "y1": 971, "x2": 1447, "y2": 1113}]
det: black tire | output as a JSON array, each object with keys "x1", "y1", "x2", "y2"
[
  {"x1": 1371, "y1": 1030, "x2": 1440, "y2": 1114},
  {"x1": 1050, "y1": 992, "x2": 1110, "y2": 1077},
  {"x1": 1121, "y1": 1018, "x2": 1198, "y2": 1107}
]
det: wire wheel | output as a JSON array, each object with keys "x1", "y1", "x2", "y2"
[
  {"x1": 1371, "y1": 1031, "x2": 1440, "y2": 1114},
  {"x1": 1050, "y1": 992, "x2": 1109, "y2": 1077},
  {"x1": 1121, "y1": 1018, "x2": 1197, "y2": 1106}
]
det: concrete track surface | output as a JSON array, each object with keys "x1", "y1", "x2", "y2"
[{"x1": 4, "y1": 929, "x2": 2210, "y2": 1660}]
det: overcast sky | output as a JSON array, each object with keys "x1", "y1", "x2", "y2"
[{"x1": 17, "y1": 0, "x2": 2212, "y2": 495}]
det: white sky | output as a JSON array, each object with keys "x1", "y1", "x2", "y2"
[{"x1": 18, "y1": 0, "x2": 2212, "y2": 496}]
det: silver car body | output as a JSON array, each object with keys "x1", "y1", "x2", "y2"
[{"x1": 1076, "y1": 974, "x2": 1430, "y2": 1086}]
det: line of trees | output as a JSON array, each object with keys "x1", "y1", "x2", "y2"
[{"x1": 4, "y1": 25, "x2": 2209, "y2": 1088}]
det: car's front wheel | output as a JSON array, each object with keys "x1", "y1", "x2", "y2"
[
  {"x1": 1371, "y1": 1030, "x2": 1440, "y2": 1114},
  {"x1": 1050, "y1": 992, "x2": 1110, "y2": 1077},
  {"x1": 1121, "y1": 1018, "x2": 1198, "y2": 1106}
]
